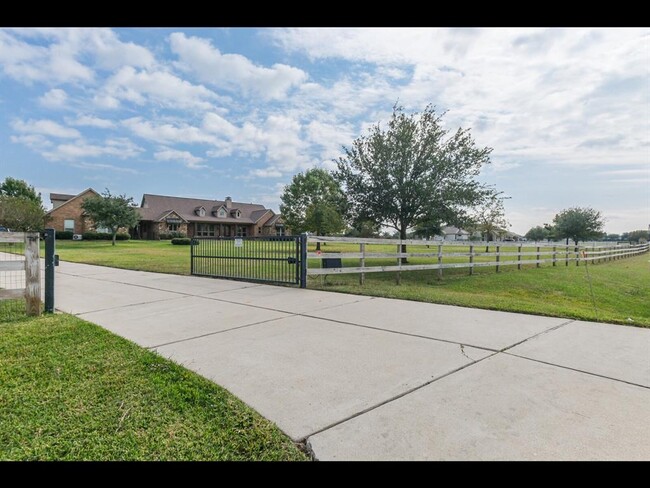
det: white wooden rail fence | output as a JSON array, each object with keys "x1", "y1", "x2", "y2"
[
  {"x1": 307, "y1": 236, "x2": 649, "y2": 282},
  {"x1": 0, "y1": 232, "x2": 41, "y2": 315}
]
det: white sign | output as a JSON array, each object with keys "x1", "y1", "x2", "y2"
[{"x1": 234, "y1": 238, "x2": 243, "y2": 248}]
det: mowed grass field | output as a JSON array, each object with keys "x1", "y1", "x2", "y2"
[
  {"x1": 47, "y1": 239, "x2": 650, "y2": 326},
  {"x1": 0, "y1": 309, "x2": 307, "y2": 461}
]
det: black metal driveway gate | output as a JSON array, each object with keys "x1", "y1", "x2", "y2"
[{"x1": 191, "y1": 234, "x2": 307, "y2": 288}]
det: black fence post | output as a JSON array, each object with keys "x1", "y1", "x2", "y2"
[
  {"x1": 300, "y1": 233, "x2": 308, "y2": 289},
  {"x1": 44, "y1": 228, "x2": 56, "y2": 313}
]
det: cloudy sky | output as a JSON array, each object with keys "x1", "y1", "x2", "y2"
[{"x1": 1, "y1": 28, "x2": 648, "y2": 234}]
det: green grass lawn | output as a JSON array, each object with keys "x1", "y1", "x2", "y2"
[
  {"x1": 310, "y1": 252, "x2": 650, "y2": 327},
  {"x1": 0, "y1": 309, "x2": 307, "y2": 461},
  {"x1": 47, "y1": 239, "x2": 649, "y2": 326}
]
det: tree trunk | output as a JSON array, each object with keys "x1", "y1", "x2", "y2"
[
  {"x1": 316, "y1": 241, "x2": 321, "y2": 251},
  {"x1": 400, "y1": 227, "x2": 408, "y2": 264},
  {"x1": 112, "y1": 231, "x2": 117, "y2": 246}
]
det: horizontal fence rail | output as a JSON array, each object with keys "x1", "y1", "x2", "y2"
[{"x1": 306, "y1": 236, "x2": 648, "y2": 281}]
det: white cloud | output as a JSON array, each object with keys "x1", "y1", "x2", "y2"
[
  {"x1": 70, "y1": 161, "x2": 139, "y2": 174},
  {"x1": 154, "y1": 148, "x2": 206, "y2": 169},
  {"x1": 38, "y1": 88, "x2": 68, "y2": 108},
  {"x1": 0, "y1": 30, "x2": 94, "y2": 84},
  {"x1": 101, "y1": 66, "x2": 219, "y2": 110},
  {"x1": 170, "y1": 32, "x2": 307, "y2": 99},
  {"x1": 43, "y1": 137, "x2": 143, "y2": 161},
  {"x1": 123, "y1": 117, "x2": 218, "y2": 145},
  {"x1": 0, "y1": 28, "x2": 156, "y2": 85},
  {"x1": 12, "y1": 118, "x2": 80, "y2": 138},
  {"x1": 67, "y1": 114, "x2": 115, "y2": 128}
]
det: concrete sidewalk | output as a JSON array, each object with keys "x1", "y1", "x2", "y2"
[{"x1": 54, "y1": 261, "x2": 650, "y2": 460}]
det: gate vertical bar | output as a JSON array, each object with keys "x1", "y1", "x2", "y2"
[
  {"x1": 300, "y1": 233, "x2": 307, "y2": 288},
  {"x1": 44, "y1": 228, "x2": 56, "y2": 313}
]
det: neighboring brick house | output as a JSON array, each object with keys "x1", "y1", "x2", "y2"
[
  {"x1": 135, "y1": 194, "x2": 285, "y2": 240},
  {"x1": 47, "y1": 188, "x2": 101, "y2": 234}
]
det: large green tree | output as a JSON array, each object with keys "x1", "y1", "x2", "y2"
[
  {"x1": 0, "y1": 196, "x2": 49, "y2": 231},
  {"x1": 81, "y1": 189, "x2": 139, "y2": 246},
  {"x1": 0, "y1": 177, "x2": 41, "y2": 204},
  {"x1": 525, "y1": 226, "x2": 550, "y2": 242},
  {"x1": 279, "y1": 167, "x2": 347, "y2": 245},
  {"x1": 336, "y1": 104, "x2": 494, "y2": 262},
  {"x1": 552, "y1": 207, "x2": 605, "y2": 245}
]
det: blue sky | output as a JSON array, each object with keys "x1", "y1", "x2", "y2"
[{"x1": 1, "y1": 27, "x2": 648, "y2": 234}]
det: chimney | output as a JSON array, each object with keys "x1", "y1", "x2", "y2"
[{"x1": 225, "y1": 196, "x2": 232, "y2": 209}]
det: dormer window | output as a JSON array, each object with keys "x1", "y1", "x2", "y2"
[
  {"x1": 195, "y1": 206, "x2": 206, "y2": 217},
  {"x1": 231, "y1": 209, "x2": 241, "y2": 218}
]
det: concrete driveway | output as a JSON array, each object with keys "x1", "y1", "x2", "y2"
[{"x1": 54, "y1": 261, "x2": 650, "y2": 460}]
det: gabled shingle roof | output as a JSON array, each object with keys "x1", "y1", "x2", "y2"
[
  {"x1": 138, "y1": 194, "x2": 274, "y2": 224},
  {"x1": 50, "y1": 193, "x2": 76, "y2": 202}
]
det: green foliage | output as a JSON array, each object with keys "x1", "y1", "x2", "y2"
[
  {"x1": 0, "y1": 195, "x2": 49, "y2": 231},
  {"x1": 553, "y1": 207, "x2": 605, "y2": 245},
  {"x1": 0, "y1": 177, "x2": 41, "y2": 204},
  {"x1": 335, "y1": 104, "x2": 495, "y2": 240},
  {"x1": 525, "y1": 226, "x2": 550, "y2": 241},
  {"x1": 346, "y1": 219, "x2": 381, "y2": 238},
  {"x1": 304, "y1": 202, "x2": 345, "y2": 237},
  {"x1": 280, "y1": 168, "x2": 347, "y2": 235},
  {"x1": 55, "y1": 231, "x2": 74, "y2": 240},
  {"x1": 171, "y1": 238, "x2": 192, "y2": 245},
  {"x1": 627, "y1": 230, "x2": 649, "y2": 243},
  {"x1": 81, "y1": 189, "x2": 139, "y2": 246},
  {"x1": 468, "y1": 195, "x2": 509, "y2": 242},
  {"x1": 82, "y1": 232, "x2": 129, "y2": 241},
  {"x1": 159, "y1": 232, "x2": 186, "y2": 240}
]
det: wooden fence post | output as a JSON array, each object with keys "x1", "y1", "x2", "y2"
[
  {"x1": 437, "y1": 244, "x2": 443, "y2": 280},
  {"x1": 396, "y1": 244, "x2": 401, "y2": 285},
  {"x1": 24, "y1": 233, "x2": 41, "y2": 316},
  {"x1": 565, "y1": 246, "x2": 569, "y2": 266},
  {"x1": 517, "y1": 244, "x2": 522, "y2": 270},
  {"x1": 575, "y1": 246, "x2": 580, "y2": 266},
  {"x1": 469, "y1": 244, "x2": 474, "y2": 276},
  {"x1": 359, "y1": 243, "x2": 365, "y2": 286},
  {"x1": 496, "y1": 245, "x2": 500, "y2": 273},
  {"x1": 552, "y1": 246, "x2": 557, "y2": 266},
  {"x1": 536, "y1": 246, "x2": 541, "y2": 268}
]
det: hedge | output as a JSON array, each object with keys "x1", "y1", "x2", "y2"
[
  {"x1": 171, "y1": 238, "x2": 192, "y2": 245},
  {"x1": 55, "y1": 231, "x2": 74, "y2": 240}
]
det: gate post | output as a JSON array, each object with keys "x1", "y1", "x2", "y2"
[
  {"x1": 44, "y1": 228, "x2": 56, "y2": 313},
  {"x1": 300, "y1": 233, "x2": 308, "y2": 288}
]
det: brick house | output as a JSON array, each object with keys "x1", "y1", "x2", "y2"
[
  {"x1": 47, "y1": 188, "x2": 101, "y2": 234},
  {"x1": 135, "y1": 194, "x2": 285, "y2": 240}
]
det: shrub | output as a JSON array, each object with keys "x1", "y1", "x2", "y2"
[
  {"x1": 159, "y1": 231, "x2": 186, "y2": 240},
  {"x1": 82, "y1": 231, "x2": 99, "y2": 240},
  {"x1": 171, "y1": 237, "x2": 191, "y2": 245},
  {"x1": 55, "y1": 230, "x2": 73, "y2": 240},
  {"x1": 116, "y1": 233, "x2": 130, "y2": 241},
  {"x1": 158, "y1": 233, "x2": 171, "y2": 240},
  {"x1": 170, "y1": 231, "x2": 186, "y2": 238}
]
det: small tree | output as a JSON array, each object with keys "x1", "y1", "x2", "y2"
[
  {"x1": 525, "y1": 226, "x2": 549, "y2": 242},
  {"x1": 468, "y1": 196, "x2": 509, "y2": 251},
  {"x1": 552, "y1": 207, "x2": 605, "y2": 245},
  {"x1": 280, "y1": 168, "x2": 347, "y2": 250},
  {"x1": 0, "y1": 196, "x2": 49, "y2": 231},
  {"x1": 336, "y1": 104, "x2": 495, "y2": 263},
  {"x1": 0, "y1": 177, "x2": 41, "y2": 204},
  {"x1": 81, "y1": 189, "x2": 139, "y2": 246}
]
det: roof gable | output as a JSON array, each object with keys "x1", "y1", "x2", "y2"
[{"x1": 46, "y1": 188, "x2": 100, "y2": 215}]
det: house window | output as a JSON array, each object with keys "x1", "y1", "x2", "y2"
[
  {"x1": 236, "y1": 226, "x2": 248, "y2": 237},
  {"x1": 167, "y1": 223, "x2": 179, "y2": 232},
  {"x1": 276, "y1": 225, "x2": 285, "y2": 236},
  {"x1": 64, "y1": 219, "x2": 75, "y2": 232},
  {"x1": 196, "y1": 224, "x2": 215, "y2": 237},
  {"x1": 218, "y1": 209, "x2": 226, "y2": 218}
]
